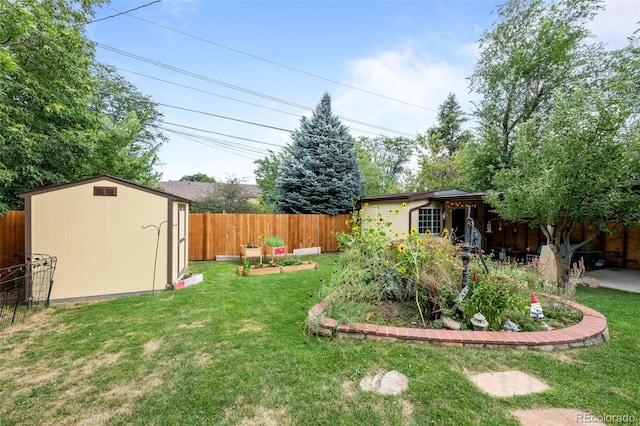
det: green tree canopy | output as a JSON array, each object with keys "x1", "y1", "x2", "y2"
[
  {"x1": 486, "y1": 82, "x2": 640, "y2": 282},
  {"x1": 466, "y1": 0, "x2": 606, "y2": 190},
  {"x1": 276, "y1": 92, "x2": 362, "y2": 214},
  {"x1": 190, "y1": 176, "x2": 254, "y2": 213},
  {"x1": 355, "y1": 136, "x2": 414, "y2": 196},
  {"x1": 253, "y1": 150, "x2": 285, "y2": 212},
  {"x1": 0, "y1": 0, "x2": 164, "y2": 212},
  {"x1": 179, "y1": 173, "x2": 216, "y2": 183},
  {"x1": 411, "y1": 94, "x2": 472, "y2": 192}
]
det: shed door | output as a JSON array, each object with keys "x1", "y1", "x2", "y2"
[{"x1": 177, "y1": 204, "x2": 188, "y2": 275}]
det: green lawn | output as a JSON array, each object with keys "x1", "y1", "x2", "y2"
[{"x1": 0, "y1": 254, "x2": 638, "y2": 425}]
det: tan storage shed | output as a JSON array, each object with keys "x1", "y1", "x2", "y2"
[{"x1": 20, "y1": 176, "x2": 190, "y2": 302}]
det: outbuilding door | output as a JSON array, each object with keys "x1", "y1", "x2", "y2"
[{"x1": 177, "y1": 203, "x2": 188, "y2": 276}]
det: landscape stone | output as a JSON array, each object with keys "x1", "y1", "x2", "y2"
[
  {"x1": 468, "y1": 370, "x2": 549, "y2": 397},
  {"x1": 359, "y1": 370, "x2": 408, "y2": 395},
  {"x1": 441, "y1": 316, "x2": 461, "y2": 330},
  {"x1": 581, "y1": 276, "x2": 600, "y2": 288},
  {"x1": 539, "y1": 245, "x2": 558, "y2": 283}
]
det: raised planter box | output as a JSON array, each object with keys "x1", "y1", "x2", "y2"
[
  {"x1": 236, "y1": 265, "x2": 281, "y2": 276},
  {"x1": 240, "y1": 245, "x2": 262, "y2": 259},
  {"x1": 280, "y1": 261, "x2": 318, "y2": 273},
  {"x1": 237, "y1": 261, "x2": 318, "y2": 276},
  {"x1": 265, "y1": 245, "x2": 287, "y2": 259}
]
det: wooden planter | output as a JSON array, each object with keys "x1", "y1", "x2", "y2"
[
  {"x1": 280, "y1": 261, "x2": 318, "y2": 273},
  {"x1": 265, "y1": 245, "x2": 287, "y2": 261},
  {"x1": 236, "y1": 265, "x2": 281, "y2": 276},
  {"x1": 236, "y1": 261, "x2": 318, "y2": 276},
  {"x1": 240, "y1": 245, "x2": 262, "y2": 261}
]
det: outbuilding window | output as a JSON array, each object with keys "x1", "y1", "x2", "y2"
[{"x1": 418, "y1": 207, "x2": 442, "y2": 235}]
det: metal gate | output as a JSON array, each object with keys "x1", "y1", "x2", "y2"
[{"x1": 0, "y1": 253, "x2": 57, "y2": 328}]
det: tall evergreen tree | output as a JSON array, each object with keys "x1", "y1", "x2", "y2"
[{"x1": 276, "y1": 92, "x2": 362, "y2": 214}]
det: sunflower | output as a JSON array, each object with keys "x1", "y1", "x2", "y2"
[
  {"x1": 398, "y1": 266, "x2": 407, "y2": 274},
  {"x1": 397, "y1": 244, "x2": 406, "y2": 253},
  {"x1": 410, "y1": 227, "x2": 418, "y2": 234},
  {"x1": 358, "y1": 209, "x2": 364, "y2": 216},
  {"x1": 402, "y1": 202, "x2": 407, "y2": 208}
]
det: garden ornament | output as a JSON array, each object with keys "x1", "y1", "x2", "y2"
[{"x1": 530, "y1": 292, "x2": 544, "y2": 321}]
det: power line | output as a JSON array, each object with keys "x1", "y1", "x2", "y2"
[
  {"x1": 97, "y1": 46, "x2": 417, "y2": 137},
  {"x1": 161, "y1": 121, "x2": 284, "y2": 148},
  {"x1": 101, "y1": 4, "x2": 438, "y2": 112},
  {"x1": 117, "y1": 67, "x2": 404, "y2": 137},
  {"x1": 158, "y1": 103, "x2": 378, "y2": 146},
  {"x1": 81, "y1": 1, "x2": 162, "y2": 26}
]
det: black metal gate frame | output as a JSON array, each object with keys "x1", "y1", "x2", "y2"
[{"x1": 0, "y1": 253, "x2": 57, "y2": 328}]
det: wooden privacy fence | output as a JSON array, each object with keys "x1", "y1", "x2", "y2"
[
  {"x1": 0, "y1": 211, "x2": 25, "y2": 268},
  {"x1": 189, "y1": 213, "x2": 350, "y2": 261}
]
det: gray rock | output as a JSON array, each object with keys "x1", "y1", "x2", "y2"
[
  {"x1": 501, "y1": 319, "x2": 520, "y2": 332},
  {"x1": 441, "y1": 316, "x2": 461, "y2": 330},
  {"x1": 359, "y1": 370, "x2": 408, "y2": 395}
]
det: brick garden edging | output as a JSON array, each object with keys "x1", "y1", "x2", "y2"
[{"x1": 308, "y1": 296, "x2": 609, "y2": 350}]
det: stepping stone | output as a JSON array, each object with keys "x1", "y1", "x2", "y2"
[
  {"x1": 468, "y1": 370, "x2": 549, "y2": 397},
  {"x1": 512, "y1": 408, "x2": 607, "y2": 425},
  {"x1": 360, "y1": 370, "x2": 408, "y2": 395}
]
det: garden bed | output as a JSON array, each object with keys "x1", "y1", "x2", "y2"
[
  {"x1": 237, "y1": 261, "x2": 318, "y2": 276},
  {"x1": 308, "y1": 294, "x2": 609, "y2": 350}
]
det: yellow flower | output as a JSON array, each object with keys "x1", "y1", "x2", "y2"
[
  {"x1": 358, "y1": 209, "x2": 364, "y2": 216},
  {"x1": 410, "y1": 227, "x2": 418, "y2": 234},
  {"x1": 426, "y1": 229, "x2": 432, "y2": 236},
  {"x1": 397, "y1": 244, "x2": 406, "y2": 253},
  {"x1": 352, "y1": 226, "x2": 359, "y2": 232},
  {"x1": 394, "y1": 232, "x2": 399, "y2": 238},
  {"x1": 443, "y1": 228, "x2": 448, "y2": 234},
  {"x1": 345, "y1": 220, "x2": 349, "y2": 225},
  {"x1": 394, "y1": 209, "x2": 400, "y2": 214},
  {"x1": 385, "y1": 260, "x2": 390, "y2": 267},
  {"x1": 399, "y1": 266, "x2": 406, "y2": 274},
  {"x1": 402, "y1": 202, "x2": 407, "y2": 208},
  {"x1": 364, "y1": 203, "x2": 369, "y2": 208}
]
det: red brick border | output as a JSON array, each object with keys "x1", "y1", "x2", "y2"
[{"x1": 308, "y1": 296, "x2": 609, "y2": 350}]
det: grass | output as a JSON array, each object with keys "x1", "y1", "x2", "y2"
[{"x1": 0, "y1": 253, "x2": 638, "y2": 425}]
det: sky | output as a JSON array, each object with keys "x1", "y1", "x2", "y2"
[{"x1": 86, "y1": 0, "x2": 640, "y2": 184}]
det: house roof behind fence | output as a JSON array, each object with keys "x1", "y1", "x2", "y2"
[{"x1": 156, "y1": 181, "x2": 261, "y2": 201}]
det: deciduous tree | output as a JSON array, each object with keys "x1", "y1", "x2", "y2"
[
  {"x1": 467, "y1": 0, "x2": 605, "y2": 190},
  {"x1": 355, "y1": 136, "x2": 414, "y2": 196}
]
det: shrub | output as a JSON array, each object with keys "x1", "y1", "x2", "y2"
[
  {"x1": 463, "y1": 272, "x2": 529, "y2": 330},
  {"x1": 266, "y1": 236, "x2": 285, "y2": 247}
]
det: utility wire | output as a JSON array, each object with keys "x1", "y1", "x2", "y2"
[
  {"x1": 80, "y1": 1, "x2": 162, "y2": 26},
  {"x1": 101, "y1": 4, "x2": 438, "y2": 112},
  {"x1": 161, "y1": 121, "x2": 284, "y2": 148},
  {"x1": 161, "y1": 128, "x2": 266, "y2": 160},
  {"x1": 158, "y1": 104, "x2": 372, "y2": 146},
  {"x1": 99, "y1": 44, "x2": 415, "y2": 137},
  {"x1": 117, "y1": 67, "x2": 402, "y2": 137}
]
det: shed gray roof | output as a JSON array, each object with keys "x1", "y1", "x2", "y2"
[{"x1": 156, "y1": 181, "x2": 261, "y2": 201}]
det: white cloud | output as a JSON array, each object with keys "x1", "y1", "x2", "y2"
[
  {"x1": 588, "y1": 0, "x2": 640, "y2": 49},
  {"x1": 333, "y1": 44, "x2": 477, "y2": 139}
]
